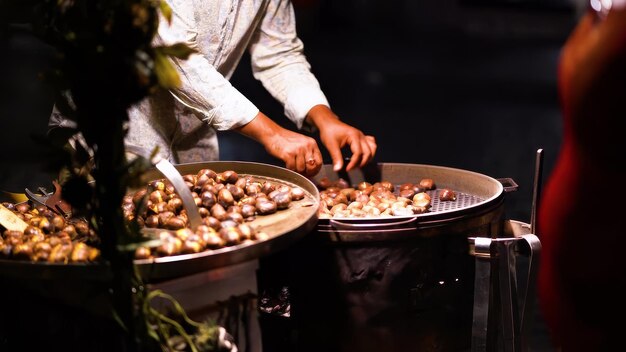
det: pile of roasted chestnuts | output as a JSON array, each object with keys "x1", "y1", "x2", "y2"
[
  {"x1": 0, "y1": 202, "x2": 100, "y2": 263},
  {"x1": 316, "y1": 177, "x2": 456, "y2": 218},
  {"x1": 125, "y1": 168, "x2": 308, "y2": 259}
]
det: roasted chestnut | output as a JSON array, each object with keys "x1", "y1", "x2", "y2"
[
  {"x1": 241, "y1": 204, "x2": 256, "y2": 218},
  {"x1": 182, "y1": 174, "x2": 196, "y2": 185},
  {"x1": 149, "y1": 180, "x2": 166, "y2": 192},
  {"x1": 291, "y1": 187, "x2": 305, "y2": 201},
  {"x1": 74, "y1": 221, "x2": 90, "y2": 237},
  {"x1": 218, "y1": 188, "x2": 235, "y2": 208},
  {"x1": 157, "y1": 211, "x2": 175, "y2": 227},
  {"x1": 219, "y1": 227, "x2": 241, "y2": 246},
  {"x1": 70, "y1": 243, "x2": 91, "y2": 262},
  {"x1": 419, "y1": 178, "x2": 435, "y2": 190},
  {"x1": 200, "y1": 191, "x2": 217, "y2": 208},
  {"x1": 198, "y1": 207, "x2": 210, "y2": 218},
  {"x1": 210, "y1": 204, "x2": 228, "y2": 221},
  {"x1": 238, "y1": 224, "x2": 256, "y2": 241},
  {"x1": 135, "y1": 246, "x2": 152, "y2": 260},
  {"x1": 261, "y1": 181, "x2": 276, "y2": 195},
  {"x1": 245, "y1": 183, "x2": 262, "y2": 196},
  {"x1": 144, "y1": 215, "x2": 159, "y2": 228},
  {"x1": 235, "y1": 177, "x2": 248, "y2": 190},
  {"x1": 203, "y1": 232, "x2": 224, "y2": 249},
  {"x1": 227, "y1": 184, "x2": 245, "y2": 201},
  {"x1": 167, "y1": 197, "x2": 184, "y2": 213},
  {"x1": 227, "y1": 212, "x2": 244, "y2": 224},
  {"x1": 202, "y1": 216, "x2": 222, "y2": 230},
  {"x1": 48, "y1": 243, "x2": 72, "y2": 263},
  {"x1": 14, "y1": 202, "x2": 31, "y2": 214},
  {"x1": 256, "y1": 200, "x2": 277, "y2": 215},
  {"x1": 413, "y1": 192, "x2": 432, "y2": 208},
  {"x1": 165, "y1": 217, "x2": 186, "y2": 230},
  {"x1": 217, "y1": 170, "x2": 238, "y2": 184},
  {"x1": 399, "y1": 188, "x2": 415, "y2": 199},
  {"x1": 197, "y1": 168, "x2": 217, "y2": 181},
  {"x1": 439, "y1": 188, "x2": 457, "y2": 201},
  {"x1": 271, "y1": 191, "x2": 292, "y2": 210},
  {"x1": 181, "y1": 240, "x2": 203, "y2": 254}
]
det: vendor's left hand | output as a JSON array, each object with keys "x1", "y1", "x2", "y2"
[{"x1": 306, "y1": 105, "x2": 377, "y2": 171}]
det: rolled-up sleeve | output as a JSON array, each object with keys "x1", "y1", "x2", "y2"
[
  {"x1": 157, "y1": 0, "x2": 259, "y2": 130},
  {"x1": 248, "y1": 0, "x2": 329, "y2": 129}
]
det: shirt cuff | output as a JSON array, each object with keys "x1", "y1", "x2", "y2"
[{"x1": 284, "y1": 86, "x2": 330, "y2": 131}]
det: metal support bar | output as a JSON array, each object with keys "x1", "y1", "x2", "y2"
[
  {"x1": 498, "y1": 240, "x2": 521, "y2": 352},
  {"x1": 472, "y1": 237, "x2": 493, "y2": 352}
]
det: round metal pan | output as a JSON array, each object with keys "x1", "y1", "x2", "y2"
[
  {"x1": 134, "y1": 161, "x2": 320, "y2": 281},
  {"x1": 0, "y1": 161, "x2": 319, "y2": 282},
  {"x1": 313, "y1": 162, "x2": 508, "y2": 241}
]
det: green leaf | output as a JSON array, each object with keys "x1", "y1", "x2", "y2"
[
  {"x1": 154, "y1": 51, "x2": 181, "y2": 89},
  {"x1": 159, "y1": 0, "x2": 173, "y2": 24},
  {"x1": 156, "y1": 43, "x2": 197, "y2": 60},
  {"x1": 112, "y1": 309, "x2": 129, "y2": 332}
]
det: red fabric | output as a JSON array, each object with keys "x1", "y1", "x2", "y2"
[{"x1": 538, "y1": 9, "x2": 626, "y2": 351}]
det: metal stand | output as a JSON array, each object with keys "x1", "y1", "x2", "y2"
[
  {"x1": 471, "y1": 148, "x2": 544, "y2": 351},
  {"x1": 471, "y1": 231, "x2": 541, "y2": 352}
]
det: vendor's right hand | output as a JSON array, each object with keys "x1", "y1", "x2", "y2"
[
  {"x1": 264, "y1": 127, "x2": 323, "y2": 177},
  {"x1": 236, "y1": 112, "x2": 323, "y2": 177}
]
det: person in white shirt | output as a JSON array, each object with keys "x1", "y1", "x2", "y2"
[{"x1": 126, "y1": 0, "x2": 376, "y2": 176}]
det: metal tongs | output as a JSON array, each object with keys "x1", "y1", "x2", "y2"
[{"x1": 24, "y1": 180, "x2": 73, "y2": 218}]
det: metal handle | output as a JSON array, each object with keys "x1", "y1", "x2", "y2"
[
  {"x1": 530, "y1": 149, "x2": 544, "y2": 233},
  {"x1": 497, "y1": 178, "x2": 519, "y2": 193},
  {"x1": 329, "y1": 215, "x2": 418, "y2": 229},
  {"x1": 155, "y1": 158, "x2": 203, "y2": 230}
]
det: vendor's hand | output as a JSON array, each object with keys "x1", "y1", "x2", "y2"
[
  {"x1": 236, "y1": 112, "x2": 323, "y2": 177},
  {"x1": 306, "y1": 105, "x2": 377, "y2": 171},
  {"x1": 264, "y1": 128, "x2": 323, "y2": 177}
]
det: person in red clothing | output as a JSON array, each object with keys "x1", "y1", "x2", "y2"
[{"x1": 537, "y1": 1, "x2": 626, "y2": 350}]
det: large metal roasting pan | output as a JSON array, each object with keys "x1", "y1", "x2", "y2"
[
  {"x1": 135, "y1": 161, "x2": 320, "y2": 281},
  {"x1": 312, "y1": 162, "x2": 515, "y2": 242}
]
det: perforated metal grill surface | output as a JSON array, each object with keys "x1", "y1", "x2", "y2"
[{"x1": 425, "y1": 189, "x2": 485, "y2": 213}]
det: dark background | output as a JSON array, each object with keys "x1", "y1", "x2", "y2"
[{"x1": 220, "y1": 0, "x2": 580, "y2": 226}]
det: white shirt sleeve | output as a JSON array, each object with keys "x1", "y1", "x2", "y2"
[
  {"x1": 156, "y1": 0, "x2": 259, "y2": 130},
  {"x1": 248, "y1": 0, "x2": 330, "y2": 130}
]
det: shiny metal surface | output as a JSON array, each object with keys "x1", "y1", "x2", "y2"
[{"x1": 154, "y1": 158, "x2": 203, "y2": 230}]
